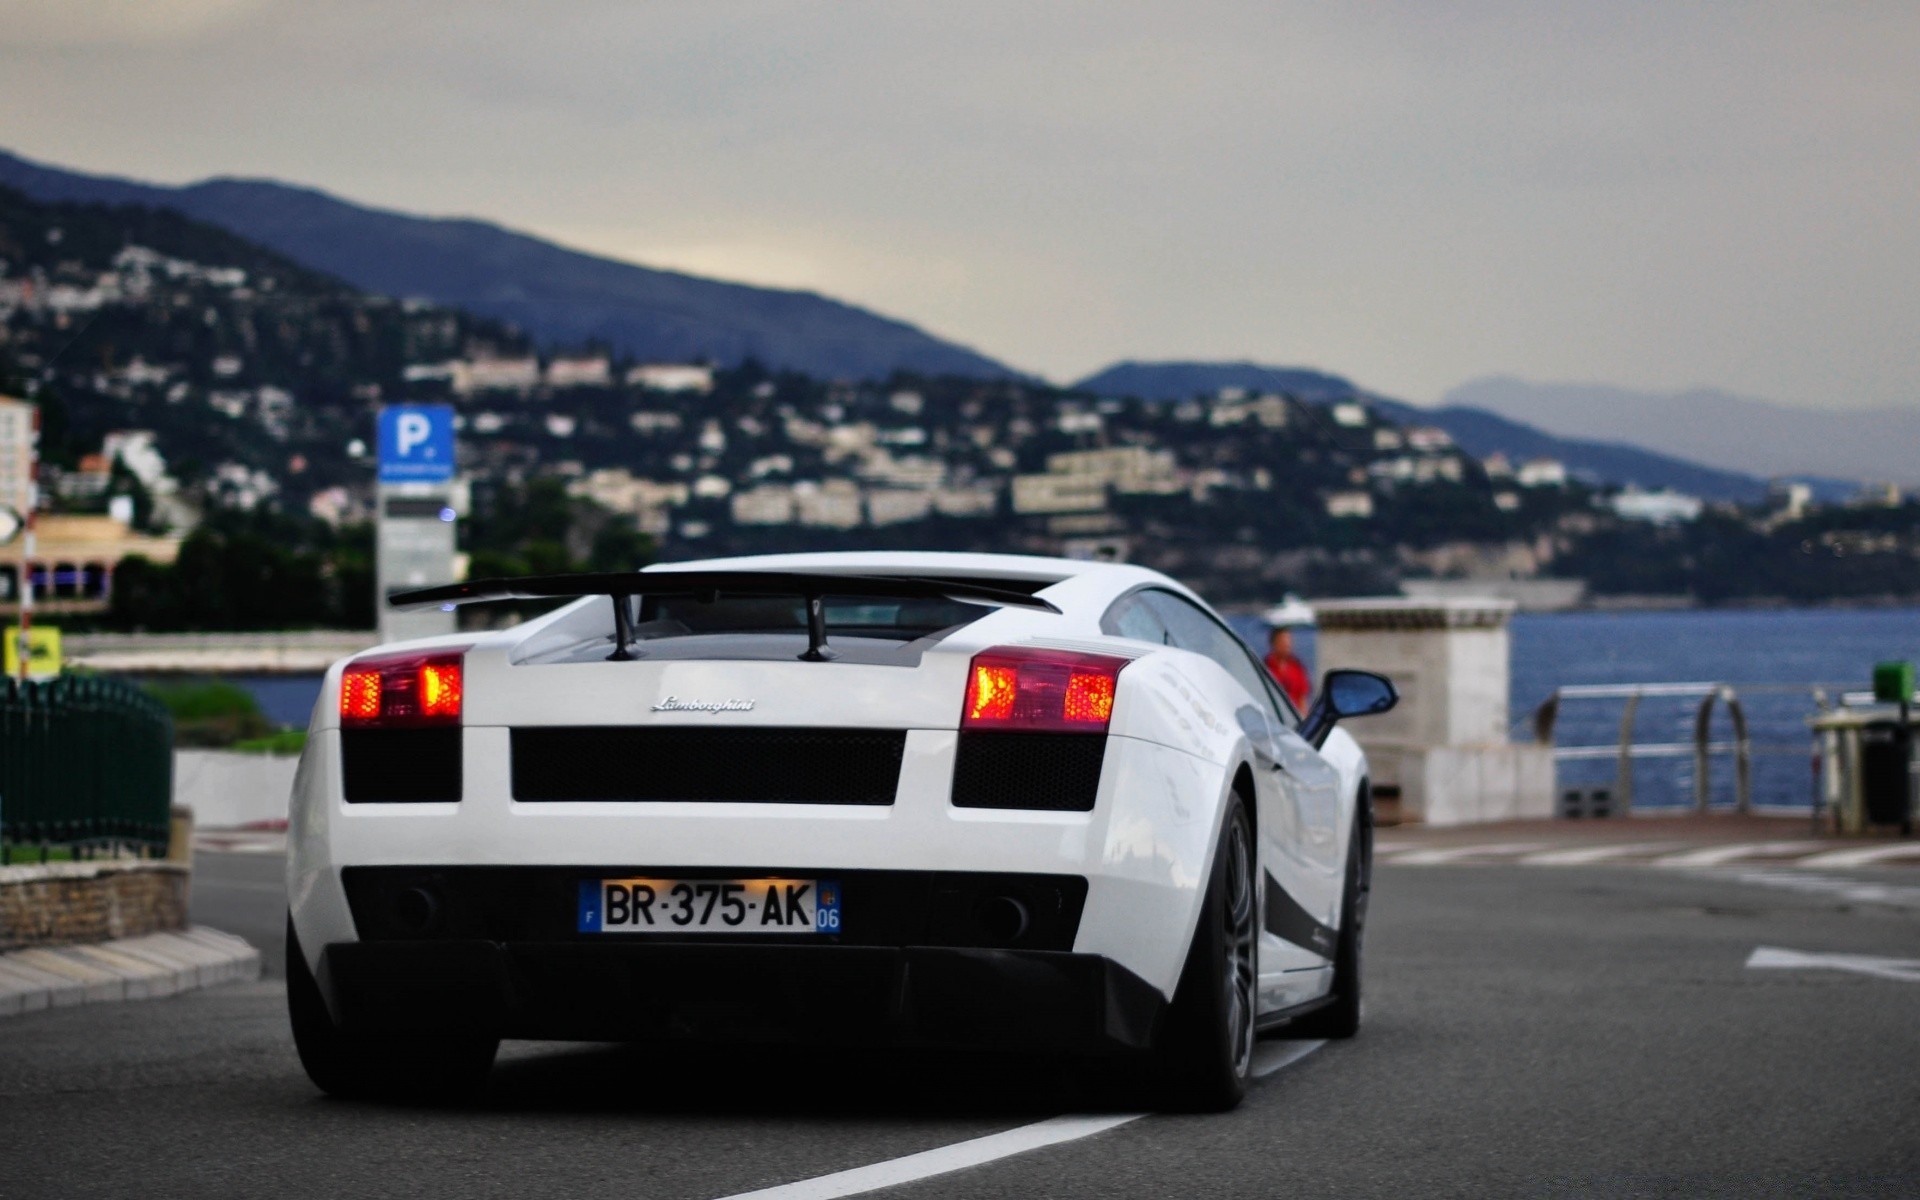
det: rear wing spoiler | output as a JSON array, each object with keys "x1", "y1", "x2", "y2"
[{"x1": 387, "y1": 570, "x2": 1060, "y2": 662}]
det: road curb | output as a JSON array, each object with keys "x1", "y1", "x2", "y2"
[{"x1": 0, "y1": 926, "x2": 261, "y2": 1017}]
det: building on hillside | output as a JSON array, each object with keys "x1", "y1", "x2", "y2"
[
  {"x1": 1044, "y1": 446, "x2": 1182, "y2": 495},
  {"x1": 452, "y1": 357, "x2": 541, "y2": 395},
  {"x1": 626, "y1": 364, "x2": 715, "y2": 394},
  {"x1": 0, "y1": 395, "x2": 34, "y2": 516},
  {"x1": 1609, "y1": 487, "x2": 1703, "y2": 524},
  {"x1": 0, "y1": 512, "x2": 182, "y2": 614},
  {"x1": 1515, "y1": 458, "x2": 1568, "y2": 487},
  {"x1": 545, "y1": 356, "x2": 612, "y2": 389},
  {"x1": 931, "y1": 484, "x2": 1000, "y2": 518},
  {"x1": 1012, "y1": 473, "x2": 1107, "y2": 515},
  {"x1": 1769, "y1": 480, "x2": 1814, "y2": 521},
  {"x1": 55, "y1": 454, "x2": 112, "y2": 500},
  {"x1": 1324, "y1": 490, "x2": 1376, "y2": 519},
  {"x1": 1331, "y1": 402, "x2": 1369, "y2": 428},
  {"x1": 866, "y1": 489, "x2": 934, "y2": 526},
  {"x1": 731, "y1": 485, "x2": 797, "y2": 526},
  {"x1": 795, "y1": 480, "x2": 863, "y2": 528}
]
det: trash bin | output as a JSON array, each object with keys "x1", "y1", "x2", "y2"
[{"x1": 1858, "y1": 719, "x2": 1915, "y2": 830}]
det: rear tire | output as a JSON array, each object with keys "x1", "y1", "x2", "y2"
[
  {"x1": 1287, "y1": 786, "x2": 1370, "y2": 1040},
  {"x1": 286, "y1": 916, "x2": 497, "y2": 1103},
  {"x1": 1154, "y1": 798, "x2": 1257, "y2": 1111}
]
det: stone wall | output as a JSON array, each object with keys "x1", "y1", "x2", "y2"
[{"x1": 0, "y1": 862, "x2": 189, "y2": 951}]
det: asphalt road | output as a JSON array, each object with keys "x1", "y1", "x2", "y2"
[{"x1": 0, "y1": 853, "x2": 1915, "y2": 1198}]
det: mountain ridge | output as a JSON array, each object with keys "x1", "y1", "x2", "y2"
[
  {"x1": 1444, "y1": 376, "x2": 1920, "y2": 486},
  {"x1": 0, "y1": 148, "x2": 1020, "y2": 382},
  {"x1": 1070, "y1": 359, "x2": 1778, "y2": 501}
]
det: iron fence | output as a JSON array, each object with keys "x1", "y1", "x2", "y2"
[
  {"x1": 1530, "y1": 681, "x2": 1849, "y2": 814},
  {"x1": 0, "y1": 674, "x2": 174, "y2": 861}
]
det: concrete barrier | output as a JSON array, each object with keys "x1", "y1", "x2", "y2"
[
  {"x1": 173, "y1": 750, "x2": 297, "y2": 829},
  {"x1": 65, "y1": 630, "x2": 372, "y2": 675},
  {"x1": 1314, "y1": 596, "x2": 1556, "y2": 825}
]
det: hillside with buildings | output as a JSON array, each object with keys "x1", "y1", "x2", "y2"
[
  {"x1": 0, "y1": 148, "x2": 1018, "y2": 384},
  {"x1": 1, "y1": 185, "x2": 1915, "y2": 625}
]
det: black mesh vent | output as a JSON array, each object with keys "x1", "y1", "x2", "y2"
[
  {"x1": 512, "y1": 727, "x2": 906, "y2": 805},
  {"x1": 342, "y1": 729, "x2": 463, "y2": 803},
  {"x1": 951, "y1": 732, "x2": 1107, "y2": 811}
]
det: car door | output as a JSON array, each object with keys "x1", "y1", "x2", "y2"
[{"x1": 1132, "y1": 591, "x2": 1340, "y2": 994}]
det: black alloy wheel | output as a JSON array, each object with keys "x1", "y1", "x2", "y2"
[{"x1": 1156, "y1": 797, "x2": 1257, "y2": 1110}]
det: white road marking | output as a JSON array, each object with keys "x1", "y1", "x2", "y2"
[
  {"x1": 1390, "y1": 843, "x2": 1545, "y2": 866},
  {"x1": 1794, "y1": 843, "x2": 1920, "y2": 870},
  {"x1": 1719, "y1": 869, "x2": 1920, "y2": 911},
  {"x1": 193, "y1": 832, "x2": 288, "y2": 855},
  {"x1": 1746, "y1": 946, "x2": 1920, "y2": 984},
  {"x1": 1252, "y1": 1038, "x2": 1326, "y2": 1078},
  {"x1": 1518, "y1": 842, "x2": 1679, "y2": 867},
  {"x1": 714, "y1": 1041, "x2": 1325, "y2": 1200},
  {"x1": 1652, "y1": 841, "x2": 1826, "y2": 868},
  {"x1": 192, "y1": 879, "x2": 287, "y2": 895}
]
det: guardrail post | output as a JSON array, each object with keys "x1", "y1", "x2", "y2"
[
  {"x1": 1725, "y1": 688, "x2": 1751, "y2": 815},
  {"x1": 1694, "y1": 691, "x2": 1717, "y2": 814},
  {"x1": 1617, "y1": 692, "x2": 1641, "y2": 816}
]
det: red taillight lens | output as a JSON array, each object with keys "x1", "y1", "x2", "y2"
[
  {"x1": 419, "y1": 660, "x2": 462, "y2": 718},
  {"x1": 339, "y1": 652, "x2": 464, "y2": 727},
  {"x1": 962, "y1": 647, "x2": 1128, "y2": 733},
  {"x1": 340, "y1": 670, "x2": 382, "y2": 721}
]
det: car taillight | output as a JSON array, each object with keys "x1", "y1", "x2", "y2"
[
  {"x1": 962, "y1": 647, "x2": 1128, "y2": 733},
  {"x1": 339, "y1": 652, "x2": 464, "y2": 727}
]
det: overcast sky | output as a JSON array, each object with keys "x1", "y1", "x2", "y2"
[{"x1": 3, "y1": 1, "x2": 1917, "y2": 410}]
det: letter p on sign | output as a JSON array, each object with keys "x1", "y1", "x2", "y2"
[
  {"x1": 396, "y1": 412, "x2": 432, "y2": 456},
  {"x1": 379, "y1": 404, "x2": 455, "y2": 483}
]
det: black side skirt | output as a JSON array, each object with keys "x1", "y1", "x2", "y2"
[{"x1": 1263, "y1": 870, "x2": 1337, "y2": 958}]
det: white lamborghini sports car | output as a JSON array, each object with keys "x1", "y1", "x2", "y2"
[{"x1": 285, "y1": 552, "x2": 1396, "y2": 1109}]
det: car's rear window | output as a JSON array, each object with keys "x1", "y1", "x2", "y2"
[{"x1": 638, "y1": 592, "x2": 992, "y2": 642}]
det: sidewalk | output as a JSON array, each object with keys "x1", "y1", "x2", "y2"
[
  {"x1": 0, "y1": 926, "x2": 261, "y2": 1018},
  {"x1": 1377, "y1": 814, "x2": 1920, "y2": 869}
]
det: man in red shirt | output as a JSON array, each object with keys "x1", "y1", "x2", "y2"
[{"x1": 1265, "y1": 624, "x2": 1311, "y2": 712}]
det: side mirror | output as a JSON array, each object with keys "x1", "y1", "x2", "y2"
[{"x1": 1300, "y1": 669, "x2": 1398, "y2": 749}]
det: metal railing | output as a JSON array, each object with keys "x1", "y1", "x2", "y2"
[
  {"x1": 1531, "y1": 682, "x2": 1845, "y2": 815},
  {"x1": 0, "y1": 674, "x2": 175, "y2": 861}
]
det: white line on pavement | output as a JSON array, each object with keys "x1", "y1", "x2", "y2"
[
  {"x1": 1794, "y1": 844, "x2": 1920, "y2": 870},
  {"x1": 714, "y1": 1041, "x2": 1326, "y2": 1200},
  {"x1": 1719, "y1": 869, "x2": 1920, "y2": 911},
  {"x1": 1652, "y1": 841, "x2": 1826, "y2": 867},
  {"x1": 1746, "y1": 946, "x2": 1920, "y2": 983},
  {"x1": 1519, "y1": 842, "x2": 1679, "y2": 866},
  {"x1": 1389, "y1": 843, "x2": 1545, "y2": 866}
]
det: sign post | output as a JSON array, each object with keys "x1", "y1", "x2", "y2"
[
  {"x1": 11, "y1": 405, "x2": 38, "y2": 683},
  {"x1": 376, "y1": 404, "x2": 459, "y2": 644}
]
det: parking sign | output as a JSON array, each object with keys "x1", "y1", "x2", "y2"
[{"x1": 378, "y1": 405, "x2": 455, "y2": 483}]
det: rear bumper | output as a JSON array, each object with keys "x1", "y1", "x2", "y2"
[{"x1": 319, "y1": 940, "x2": 1166, "y2": 1053}]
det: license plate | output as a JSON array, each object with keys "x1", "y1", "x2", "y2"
[{"x1": 578, "y1": 877, "x2": 842, "y2": 934}]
